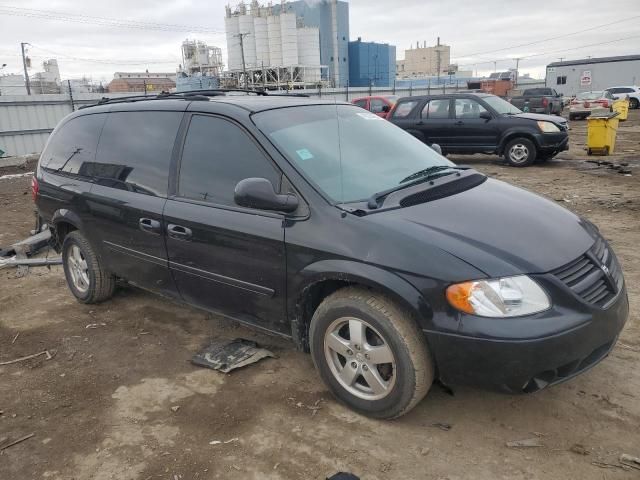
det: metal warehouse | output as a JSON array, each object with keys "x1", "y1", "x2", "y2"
[
  {"x1": 546, "y1": 54, "x2": 640, "y2": 96},
  {"x1": 348, "y1": 38, "x2": 396, "y2": 87}
]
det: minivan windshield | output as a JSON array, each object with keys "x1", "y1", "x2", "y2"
[
  {"x1": 253, "y1": 105, "x2": 454, "y2": 203},
  {"x1": 483, "y1": 95, "x2": 522, "y2": 115}
]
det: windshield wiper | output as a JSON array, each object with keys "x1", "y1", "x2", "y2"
[{"x1": 399, "y1": 165, "x2": 463, "y2": 184}]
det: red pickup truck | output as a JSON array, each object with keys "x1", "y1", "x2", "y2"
[{"x1": 351, "y1": 95, "x2": 399, "y2": 119}]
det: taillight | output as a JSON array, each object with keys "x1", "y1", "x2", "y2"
[
  {"x1": 595, "y1": 99, "x2": 609, "y2": 108},
  {"x1": 542, "y1": 97, "x2": 549, "y2": 107},
  {"x1": 31, "y1": 176, "x2": 39, "y2": 202}
]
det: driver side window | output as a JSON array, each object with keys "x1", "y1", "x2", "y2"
[
  {"x1": 454, "y1": 98, "x2": 488, "y2": 119},
  {"x1": 178, "y1": 115, "x2": 281, "y2": 207}
]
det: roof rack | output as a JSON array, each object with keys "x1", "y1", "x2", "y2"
[{"x1": 78, "y1": 88, "x2": 310, "y2": 109}]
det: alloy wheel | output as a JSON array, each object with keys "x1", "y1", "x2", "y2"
[
  {"x1": 324, "y1": 317, "x2": 396, "y2": 400},
  {"x1": 509, "y1": 143, "x2": 530, "y2": 164},
  {"x1": 67, "y1": 244, "x2": 90, "y2": 293}
]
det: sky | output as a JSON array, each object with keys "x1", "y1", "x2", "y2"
[{"x1": 0, "y1": 0, "x2": 639, "y2": 84}]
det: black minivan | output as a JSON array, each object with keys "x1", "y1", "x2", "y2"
[{"x1": 34, "y1": 92, "x2": 628, "y2": 419}]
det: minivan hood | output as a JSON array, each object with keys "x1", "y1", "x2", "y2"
[
  {"x1": 513, "y1": 112, "x2": 567, "y2": 125},
  {"x1": 370, "y1": 178, "x2": 595, "y2": 278}
]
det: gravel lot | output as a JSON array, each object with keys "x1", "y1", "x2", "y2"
[{"x1": 1, "y1": 110, "x2": 639, "y2": 480}]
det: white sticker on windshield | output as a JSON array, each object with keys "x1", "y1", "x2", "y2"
[
  {"x1": 357, "y1": 112, "x2": 383, "y2": 120},
  {"x1": 296, "y1": 148, "x2": 314, "y2": 161}
]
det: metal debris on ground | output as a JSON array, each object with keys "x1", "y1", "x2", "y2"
[
  {"x1": 620, "y1": 454, "x2": 640, "y2": 470},
  {"x1": 191, "y1": 338, "x2": 275, "y2": 373},
  {"x1": 506, "y1": 437, "x2": 544, "y2": 448},
  {"x1": 569, "y1": 444, "x2": 590, "y2": 455},
  {"x1": 0, "y1": 350, "x2": 53, "y2": 366},
  {"x1": 431, "y1": 422, "x2": 452, "y2": 431},
  {"x1": 0, "y1": 433, "x2": 35, "y2": 451},
  {"x1": 0, "y1": 172, "x2": 34, "y2": 181}
]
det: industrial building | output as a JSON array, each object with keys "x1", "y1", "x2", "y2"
[
  {"x1": 180, "y1": 40, "x2": 224, "y2": 77},
  {"x1": 545, "y1": 55, "x2": 640, "y2": 96},
  {"x1": 396, "y1": 39, "x2": 451, "y2": 78},
  {"x1": 30, "y1": 59, "x2": 61, "y2": 94},
  {"x1": 224, "y1": 0, "x2": 348, "y2": 88},
  {"x1": 348, "y1": 38, "x2": 396, "y2": 87},
  {"x1": 108, "y1": 72, "x2": 176, "y2": 93}
]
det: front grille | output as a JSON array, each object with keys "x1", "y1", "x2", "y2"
[{"x1": 552, "y1": 236, "x2": 624, "y2": 308}]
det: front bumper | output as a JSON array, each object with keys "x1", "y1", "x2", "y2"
[
  {"x1": 426, "y1": 281, "x2": 629, "y2": 393},
  {"x1": 534, "y1": 132, "x2": 569, "y2": 154}
]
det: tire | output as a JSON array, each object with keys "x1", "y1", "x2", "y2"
[
  {"x1": 309, "y1": 287, "x2": 434, "y2": 419},
  {"x1": 62, "y1": 231, "x2": 115, "y2": 304},
  {"x1": 504, "y1": 137, "x2": 537, "y2": 167},
  {"x1": 630, "y1": 98, "x2": 639, "y2": 109}
]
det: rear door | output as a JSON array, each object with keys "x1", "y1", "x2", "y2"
[
  {"x1": 84, "y1": 110, "x2": 183, "y2": 298},
  {"x1": 164, "y1": 114, "x2": 287, "y2": 332},
  {"x1": 451, "y1": 97, "x2": 499, "y2": 150},
  {"x1": 417, "y1": 98, "x2": 456, "y2": 147}
]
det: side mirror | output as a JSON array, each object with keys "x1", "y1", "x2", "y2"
[
  {"x1": 479, "y1": 111, "x2": 492, "y2": 120},
  {"x1": 234, "y1": 178, "x2": 299, "y2": 213},
  {"x1": 382, "y1": 104, "x2": 391, "y2": 113}
]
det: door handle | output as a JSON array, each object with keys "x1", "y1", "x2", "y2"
[
  {"x1": 416, "y1": 120, "x2": 425, "y2": 125},
  {"x1": 139, "y1": 218, "x2": 161, "y2": 234},
  {"x1": 455, "y1": 120, "x2": 464, "y2": 126},
  {"x1": 167, "y1": 224, "x2": 192, "y2": 241}
]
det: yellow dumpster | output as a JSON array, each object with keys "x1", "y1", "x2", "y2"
[
  {"x1": 587, "y1": 113, "x2": 619, "y2": 156},
  {"x1": 612, "y1": 99, "x2": 629, "y2": 121}
]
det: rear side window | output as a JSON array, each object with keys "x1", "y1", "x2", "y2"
[
  {"x1": 392, "y1": 100, "x2": 418, "y2": 118},
  {"x1": 41, "y1": 114, "x2": 106, "y2": 175},
  {"x1": 178, "y1": 115, "x2": 280, "y2": 207},
  {"x1": 88, "y1": 111, "x2": 182, "y2": 197},
  {"x1": 610, "y1": 87, "x2": 633, "y2": 94},
  {"x1": 421, "y1": 99, "x2": 450, "y2": 119}
]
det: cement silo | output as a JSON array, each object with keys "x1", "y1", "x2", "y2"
[
  {"x1": 254, "y1": 16, "x2": 270, "y2": 68},
  {"x1": 267, "y1": 15, "x2": 283, "y2": 67},
  {"x1": 280, "y1": 12, "x2": 298, "y2": 67},
  {"x1": 238, "y1": 14, "x2": 257, "y2": 68},
  {"x1": 224, "y1": 13, "x2": 241, "y2": 71},
  {"x1": 297, "y1": 27, "x2": 321, "y2": 82}
]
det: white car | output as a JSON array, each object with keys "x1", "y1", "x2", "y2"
[
  {"x1": 569, "y1": 91, "x2": 614, "y2": 120},
  {"x1": 605, "y1": 86, "x2": 640, "y2": 109}
]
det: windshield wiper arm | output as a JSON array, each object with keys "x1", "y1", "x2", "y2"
[{"x1": 399, "y1": 165, "x2": 462, "y2": 184}]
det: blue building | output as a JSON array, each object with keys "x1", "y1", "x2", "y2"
[
  {"x1": 348, "y1": 38, "x2": 396, "y2": 88},
  {"x1": 275, "y1": 0, "x2": 350, "y2": 87}
]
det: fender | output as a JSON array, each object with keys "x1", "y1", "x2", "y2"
[
  {"x1": 289, "y1": 259, "x2": 433, "y2": 350},
  {"x1": 50, "y1": 209, "x2": 84, "y2": 247}
]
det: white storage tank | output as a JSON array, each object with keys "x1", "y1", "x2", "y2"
[
  {"x1": 280, "y1": 12, "x2": 298, "y2": 67},
  {"x1": 254, "y1": 16, "x2": 270, "y2": 68},
  {"x1": 297, "y1": 27, "x2": 321, "y2": 82},
  {"x1": 267, "y1": 15, "x2": 283, "y2": 67},
  {"x1": 225, "y1": 15, "x2": 241, "y2": 71},
  {"x1": 238, "y1": 14, "x2": 257, "y2": 68}
]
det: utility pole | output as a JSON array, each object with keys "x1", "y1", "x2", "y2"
[
  {"x1": 493, "y1": 61, "x2": 497, "y2": 73},
  {"x1": 558, "y1": 57, "x2": 565, "y2": 62},
  {"x1": 20, "y1": 42, "x2": 31, "y2": 95},
  {"x1": 514, "y1": 57, "x2": 520, "y2": 88},
  {"x1": 235, "y1": 32, "x2": 250, "y2": 89}
]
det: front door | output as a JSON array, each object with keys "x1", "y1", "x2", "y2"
[
  {"x1": 451, "y1": 98, "x2": 499, "y2": 150},
  {"x1": 164, "y1": 114, "x2": 287, "y2": 333},
  {"x1": 84, "y1": 110, "x2": 183, "y2": 297}
]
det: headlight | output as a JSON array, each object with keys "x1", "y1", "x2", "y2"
[
  {"x1": 446, "y1": 275, "x2": 550, "y2": 317},
  {"x1": 537, "y1": 121, "x2": 560, "y2": 133}
]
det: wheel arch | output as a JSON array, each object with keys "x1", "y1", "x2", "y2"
[
  {"x1": 50, "y1": 209, "x2": 83, "y2": 250},
  {"x1": 289, "y1": 260, "x2": 431, "y2": 352},
  {"x1": 498, "y1": 130, "x2": 540, "y2": 155}
]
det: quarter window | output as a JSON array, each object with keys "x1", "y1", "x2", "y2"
[
  {"x1": 392, "y1": 100, "x2": 418, "y2": 118},
  {"x1": 178, "y1": 115, "x2": 281, "y2": 207},
  {"x1": 41, "y1": 114, "x2": 106, "y2": 175},
  {"x1": 89, "y1": 111, "x2": 182, "y2": 197},
  {"x1": 421, "y1": 99, "x2": 450, "y2": 119},
  {"x1": 454, "y1": 98, "x2": 487, "y2": 119}
]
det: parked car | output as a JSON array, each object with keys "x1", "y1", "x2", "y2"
[
  {"x1": 35, "y1": 93, "x2": 627, "y2": 419},
  {"x1": 352, "y1": 95, "x2": 399, "y2": 118},
  {"x1": 569, "y1": 91, "x2": 615, "y2": 120},
  {"x1": 509, "y1": 88, "x2": 564, "y2": 115},
  {"x1": 389, "y1": 93, "x2": 569, "y2": 166},
  {"x1": 605, "y1": 86, "x2": 640, "y2": 109}
]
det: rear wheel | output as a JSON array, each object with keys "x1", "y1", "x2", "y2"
[
  {"x1": 62, "y1": 231, "x2": 115, "y2": 304},
  {"x1": 504, "y1": 137, "x2": 537, "y2": 167},
  {"x1": 309, "y1": 287, "x2": 433, "y2": 419},
  {"x1": 630, "y1": 98, "x2": 639, "y2": 109}
]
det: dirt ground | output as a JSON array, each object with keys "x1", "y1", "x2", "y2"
[{"x1": 1, "y1": 111, "x2": 639, "y2": 480}]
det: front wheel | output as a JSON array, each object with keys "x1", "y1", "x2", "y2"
[
  {"x1": 504, "y1": 137, "x2": 537, "y2": 167},
  {"x1": 309, "y1": 287, "x2": 434, "y2": 419}
]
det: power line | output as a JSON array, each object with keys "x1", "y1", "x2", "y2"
[
  {"x1": 27, "y1": 44, "x2": 179, "y2": 66},
  {"x1": 454, "y1": 15, "x2": 640, "y2": 61},
  {"x1": 455, "y1": 34, "x2": 640, "y2": 69},
  {"x1": 0, "y1": 5, "x2": 225, "y2": 34}
]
